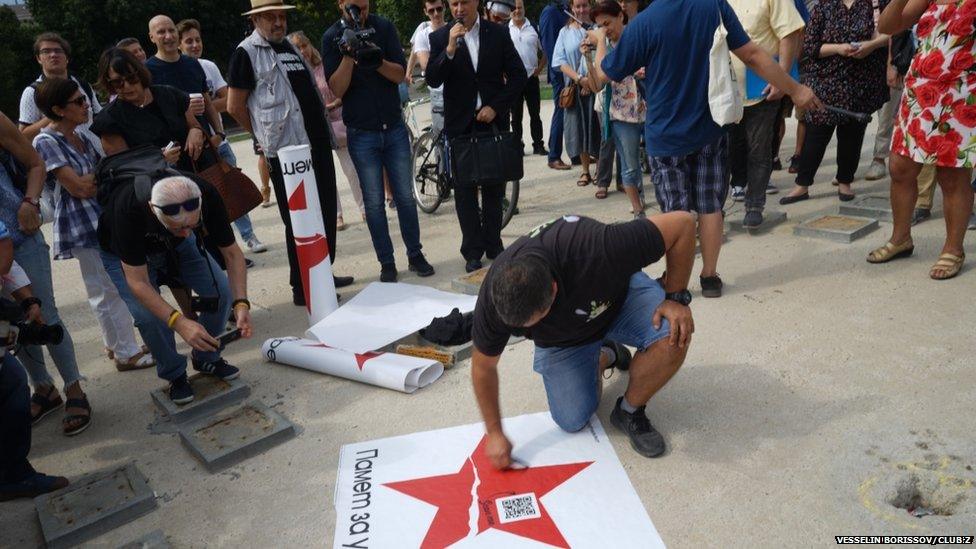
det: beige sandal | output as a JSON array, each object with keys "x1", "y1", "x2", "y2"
[
  {"x1": 115, "y1": 350, "x2": 156, "y2": 372},
  {"x1": 867, "y1": 238, "x2": 914, "y2": 264},
  {"x1": 929, "y1": 253, "x2": 964, "y2": 280}
]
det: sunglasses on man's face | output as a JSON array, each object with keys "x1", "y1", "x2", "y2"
[
  {"x1": 107, "y1": 74, "x2": 141, "y2": 92},
  {"x1": 151, "y1": 197, "x2": 201, "y2": 217},
  {"x1": 427, "y1": 6, "x2": 444, "y2": 13},
  {"x1": 65, "y1": 95, "x2": 89, "y2": 108}
]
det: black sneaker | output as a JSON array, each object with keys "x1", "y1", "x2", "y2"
[
  {"x1": 380, "y1": 263, "x2": 398, "y2": 283},
  {"x1": 743, "y1": 210, "x2": 763, "y2": 228},
  {"x1": 601, "y1": 340, "x2": 632, "y2": 372},
  {"x1": 192, "y1": 358, "x2": 240, "y2": 381},
  {"x1": 465, "y1": 258, "x2": 483, "y2": 273},
  {"x1": 533, "y1": 145, "x2": 549, "y2": 156},
  {"x1": 610, "y1": 397, "x2": 666, "y2": 458},
  {"x1": 911, "y1": 208, "x2": 931, "y2": 226},
  {"x1": 700, "y1": 275, "x2": 723, "y2": 298},
  {"x1": 292, "y1": 288, "x2": 306, "y2": 307},
  {"x1": 169, "y1": 375, "x2": 194, "y2": 405},
  {"x1": 0, "y1": 472, "x2": 70, "y2": 501},
  {"x1": 334, "y1": 275, "x2": 354, "y2": 288},
  {"x1": 771, "y1": 157, "x2": 783, "y2": 171},
  {"x1": 244, "y1": 258, "x2": 255, "y2": 269},
  {"x1": 408, "y1": 254, "x2": 435, "y2": 277}
]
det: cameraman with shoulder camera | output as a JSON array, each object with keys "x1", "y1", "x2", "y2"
[
  {"x1": 99, "y1": 175, "x2": 252, "y2": 405},
  {"x1": 0, "y1": 219, "x2": 70, "y2": 500},
  {"x1": 321, "y1": 0, "x2": 436, "y2": 283}
]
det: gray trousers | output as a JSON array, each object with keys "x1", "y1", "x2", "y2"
[
  {"x1": 873, "y1": 87, "x2": 903, "y2": 160},
  {"x1": 729, "y1": 99, "x2": 782, "y2": 210}
]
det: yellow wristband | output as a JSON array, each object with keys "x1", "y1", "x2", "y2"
[{"x1": 167, "y1": 310, "x2": 182, "y2": 329}]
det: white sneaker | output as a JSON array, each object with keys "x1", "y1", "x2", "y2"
[
  {"x1": 731, "y1": 186, "x2": 745, "y2": 202},
  {"x1": 245, "y1": 236, "x2": 268, "y2": 253},
  {"x1": 968, "y1": 213, "x2": 976, "y2": 230},
  {"x1": 865, "y1": 159, "x2": 887, "y2": 181},
  {"x1": 765, "y1": 183, "x2": 779, "y2": 195}
]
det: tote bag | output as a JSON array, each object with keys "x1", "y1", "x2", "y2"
[{"x1": 707, "y1": 5, "x2": 744, "y2": 126}]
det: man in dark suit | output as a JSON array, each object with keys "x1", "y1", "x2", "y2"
[{"x1": 426, "y1": 0, "x2": 527, "y2": 273}]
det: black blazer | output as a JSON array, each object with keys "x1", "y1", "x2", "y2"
[{"x1": 426, "y1": 18, "x2": 528, "y2": 137}]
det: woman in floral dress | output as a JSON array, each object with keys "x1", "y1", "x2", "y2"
[{"x1": 870, "y1": 0, "x2": 976, "y2": 279}]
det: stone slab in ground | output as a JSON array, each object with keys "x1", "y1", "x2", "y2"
[
  {"x1": 839, "y1": 195, "x2": 893, "y2": 222},
  {"x1": 177, "y1": 401, "x2": 297, "y2": 473},
  {"x1": 451, "y1": 267, "x2": 488, "y2": 295},
  {"x1": 726, "y1": 210, "x2": 787, "y2": 234},
  {"x1": 150, "y1": 373, "x2": 251, "y2": 424},
  {"x1": 34, "y1": 463, "x2": 157, "y2": 549},
  {"x1": 117, "y1": 530, "x2": 170, "y2": 549},
  {"x1": 793, "y1": 214, "x2": 879, "y2": 243}
]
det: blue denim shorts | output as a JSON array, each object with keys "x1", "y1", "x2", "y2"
[{"x1": 532, "y1": 272, "x2": 670, "y2": 432}]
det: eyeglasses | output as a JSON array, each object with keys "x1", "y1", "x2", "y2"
[
  {"x1": 426, "y1": 6, "x2": 444, "y2": 14},
  {"x1": 151, "y1": 197, "x2": 201, "y2": 217},
  {"x1": 106, "y1": 73, "x2": 142, "y2": 92},
  {"x1": 65, "y1": 96, "x2": 89, "y2": 108},
  {"x1": 39, "y1": 47, "x2": 65, "y2": 57}
]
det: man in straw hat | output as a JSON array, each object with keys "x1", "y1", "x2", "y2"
[{"x1": 227, "y1": 0, "x2": 354, "y2": 307}]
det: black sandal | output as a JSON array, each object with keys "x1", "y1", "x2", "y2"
[
  {"x1": 62, "y1": 396, "x2": 92, "y2": 436},
  {"x1": 30, "y1": 386, "x2": 63, "y2": 425}
]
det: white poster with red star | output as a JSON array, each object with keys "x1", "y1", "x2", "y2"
[
  {"x1": 332, "y1": 413, "x2": 664, "y2": 548},
  {"x1": 279, "y1": 144, "x2": 339, "y2": 325},
  {"x1": 261, "y1": 337, "x2": 443, "y2": 393}
]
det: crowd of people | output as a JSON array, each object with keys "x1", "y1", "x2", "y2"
[{"x1": 1, "y1": 0, "x2": 974, "y2": 500}]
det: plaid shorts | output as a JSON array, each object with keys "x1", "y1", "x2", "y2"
[{"x1": 648, "y1": 134, "x2": 729, "y2": 214}]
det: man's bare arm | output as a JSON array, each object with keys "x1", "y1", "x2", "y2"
[{"x1": 226, "y1": 87, "x2": 254, "y2": 134}]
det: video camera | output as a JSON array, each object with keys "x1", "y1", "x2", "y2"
[
  {"x1": 0, "y1": 299, "x2": 64, "y2": 348},
  {"x1": 337, "y1": 4, "x2": 383, "y2": 71}
]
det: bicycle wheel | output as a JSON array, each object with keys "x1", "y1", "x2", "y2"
[
  {"x1": 501, "y1": 179, "x2": 520, "y2": 229},
  {"x1": 412, "y1": 130, "x2": 444, "y2": 214}
]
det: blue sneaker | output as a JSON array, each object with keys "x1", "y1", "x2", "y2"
[
  {"x1": 0, "y1": 472, "x2": 70, "y2": 501},
  {"x1": 169, "y1": 374, "x2": 194, "y2": 405},
  {"x1": 192, "y1": 358, "x2": 240, "y2": 381},
  {"x1": 731, "y1": 186, "x2": 745, "y2": 202}
]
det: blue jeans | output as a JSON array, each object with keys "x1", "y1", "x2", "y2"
[
  {"x1": 0, "y1": 354, "x2": 33, "y2": 482},
  {"x1": 100, "y1": 233, "x2": 232, "y2": 382},
  {"x1": 548, "y1": 69, "x2": 565, "y2": 162},
  {"x1": 346, "y1": 122, "x2": 423, "y2": 265},
  {"x1": 217, "y1": 140, "x2": 255, "y2": 241},
  {"x1": 13, "y1": 233, "x2": 82, "y2": 389},
  {"x1": 532, "y1": 272, "x2": 669, "y2": 432},
  {"x1": 611, "y1": 121, "x2": 645, "y2": 191}
]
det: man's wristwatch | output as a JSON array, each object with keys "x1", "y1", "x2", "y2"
[
  {"x1": 22, "y1": 196, "x2": 40, "y2": 210},
  {"x1": 664, "y1": 290, "x2": 692, "y2": 306}
]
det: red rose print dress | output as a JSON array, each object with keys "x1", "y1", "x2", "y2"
[{"x1": 892, "y1": 0, "x2": 976, "y2": 167}]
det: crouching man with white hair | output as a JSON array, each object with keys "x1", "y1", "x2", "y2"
[{"x1": 98, "y1": 175, "x2": 252, "y2": 405}]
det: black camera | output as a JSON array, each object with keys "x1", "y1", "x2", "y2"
[
  {"x1": 0, "y1": 300, "x2": 64, "y2": 347},
  {"x1": 337, "y1": 4, "x2": 384, "y2": 71}
]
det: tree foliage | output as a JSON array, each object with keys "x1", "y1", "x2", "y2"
[{"x1": 0, "y1": 8, "x2": 40, "y2": 120}]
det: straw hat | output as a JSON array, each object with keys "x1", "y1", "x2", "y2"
[{"x1": 242, "y1": 0, "x2": 297, "y2": 16}]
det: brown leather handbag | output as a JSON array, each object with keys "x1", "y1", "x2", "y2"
[
  {"x1": 194, "y1": 139, "x2": 263, "y2": 222},
  {"x1": 558, "y1": 81, "x2": 578, "y2": 109}
]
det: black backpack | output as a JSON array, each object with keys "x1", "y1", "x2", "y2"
[{"x1": 95, "y1": 145, "x2": 181, "y2": 209}]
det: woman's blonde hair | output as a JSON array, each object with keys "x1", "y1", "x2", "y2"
[{"x1": 288, "y1": 31, "x2": 321, "y2": 67}]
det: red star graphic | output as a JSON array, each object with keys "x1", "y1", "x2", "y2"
[
  {"x1": 288, "y1": 179, "x2": 308, "y2": 210},
  {"x1": 383, "y1": 435, "x2": 593, "y2": 548},
  {"x1": 302, "y1": 344, "x2": 382, "y2": 371}
]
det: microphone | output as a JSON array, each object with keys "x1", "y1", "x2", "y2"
[{"x1": 454, "y1": 20, "x2": 465, "y2": 48}]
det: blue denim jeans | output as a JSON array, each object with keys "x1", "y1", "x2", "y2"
[
  {"x1": 100, "y1": 233, "x2": 232, "y2": 382},
  {"x1": 346, "y1": 122, "x2": 423, "y2": 265},
  {"x1": 548, "y1": 69, "x2": 565, "y2": 162},
  {"x1": 13, "y1": 233, "x2": 82, "y2": 389},
  {"x1": 0, "y1": 354, "x2": 34, "y2": 482},
  {"x1": 217, "y1": 140, "x2": 255, "y2": 241},
  {"x1": 611, "y1": 121, "x2": 645, "y2": 191},
  {"x1": 532, "y1": 272, "x2": 669, "y2": 432}
]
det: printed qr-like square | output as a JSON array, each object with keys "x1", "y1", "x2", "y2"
[{"x1": 496, "y1": 493, "x2": 542, "y2": 524}]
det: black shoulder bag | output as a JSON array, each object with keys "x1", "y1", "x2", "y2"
[{"x1": 448, "y1": 124, "x2": 524, "y2": 188}]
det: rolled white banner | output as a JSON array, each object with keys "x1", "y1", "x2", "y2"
[
  {"x1": 262, "y1": 337, "x2": 444, "y2": 394},
  {"x1": 278, "y1": 144, "x2": 338, "y2": 325}
]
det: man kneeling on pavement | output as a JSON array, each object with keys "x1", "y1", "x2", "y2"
[
  {"x1": 471, "y1": 212, "x2": 696, "y2": 467},
  {"x1": 99, "y1": 175, "x2": 253, "y2": 405}
]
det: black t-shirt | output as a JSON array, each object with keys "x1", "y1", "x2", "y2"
[
  {"x1": 321, "y1": 14, "x2": 407, "y2": 131},
  {"x1": 146, "y1": 55, "x2": 211, "y2": 131},
  {"x1": 227, "y1": 42, "x2": 330, "y2": 142},
  {"x1": 472, "y1": 216, "x2": 666, "y2": 357},
  {"x1": 97, "y1": 173, "x2": 235, "y2": 267}
]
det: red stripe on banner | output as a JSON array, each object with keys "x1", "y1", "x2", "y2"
[{"x1": 288, "y1": 179, "x2": 307, "y2": 210}]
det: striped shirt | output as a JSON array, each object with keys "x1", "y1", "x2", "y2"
[{"x1": 32, "y1": 128, "x2": 103, "y2": 259}]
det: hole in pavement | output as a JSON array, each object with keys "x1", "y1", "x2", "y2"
[{"x1": 888, "y1": 474, "x2": 962, "y2": 518}]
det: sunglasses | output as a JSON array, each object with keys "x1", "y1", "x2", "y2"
[
  {"x1": 65, "y1": 95, "x2": 89, "y2": 108},
  {"x1": 427, "y1": 6, "x2": 444, "y2": 13},
  {"x1": 151, "y1": 197, "x2": 201, "y2": 217},
  {"x1": 106, "y1": 73, "x2": 142, "y2": 92}
]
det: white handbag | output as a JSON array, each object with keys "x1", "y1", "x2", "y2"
[{"x1": 707, "y1": 6, "x2": 744, "y2": 126}]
